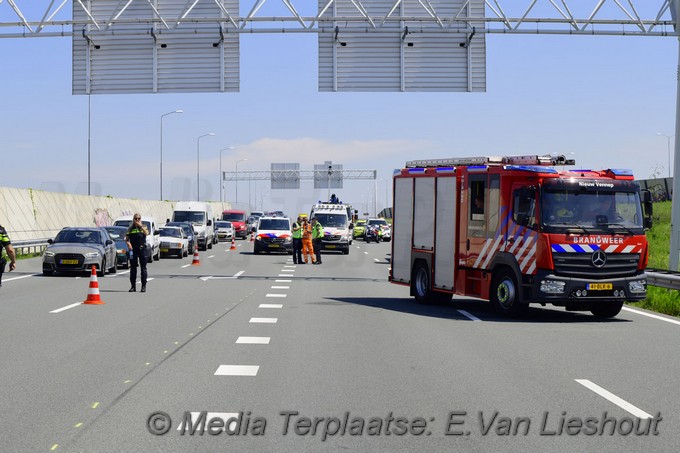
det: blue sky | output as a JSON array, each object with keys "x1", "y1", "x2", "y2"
[{"x1": 0, "y1": 1, "x2": 677, "y2": 217}]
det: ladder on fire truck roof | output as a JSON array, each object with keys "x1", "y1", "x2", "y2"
[{"x1": 405, "y1": 154, "x2": 576, "y2": 168}]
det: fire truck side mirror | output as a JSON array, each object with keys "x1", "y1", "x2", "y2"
[{"x1": 641, "y1": 190, "x2": 653, "y2": 229}]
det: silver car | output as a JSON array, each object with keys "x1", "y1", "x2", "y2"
[{"x1": 42, "y1": 227, "x2": 117, "y2": 277}]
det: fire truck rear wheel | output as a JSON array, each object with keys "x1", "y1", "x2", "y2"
[
  {"x1": 491, "y1": 268, "x2": 527, "y2": 316},
  {"x1": 590, "y1": 301, "x2": 623, "y2": 318},
  {"x1": 412, "y1": 262, "x2": 433, "y2": 304}
]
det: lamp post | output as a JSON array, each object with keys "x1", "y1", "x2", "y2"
[
  {"x1": 219, "y1": 147, "x2": 235, "y2": 204},
  {"x1": 235, "y1": 158, "x2": 248, "y2": 206},
  {"x1": 656, "y1": 132, "x2": 674, "y2": 178},
  {"x1": 196, "y1": 132, "x2": 215, "y2": 201},
  {"x1": 160, "y1": 109, "x2": 183, "y2": 200}
]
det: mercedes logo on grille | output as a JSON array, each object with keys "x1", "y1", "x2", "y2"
[{"x1": 591, "y1": 250, "x2": 607, "y2": 268}]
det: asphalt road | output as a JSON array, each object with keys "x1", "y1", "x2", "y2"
[{"x1": 0, "y1": 239, "x2": 677, "y2": 452}]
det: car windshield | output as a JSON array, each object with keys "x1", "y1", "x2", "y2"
[
  {"x1": 541, "y1": 189, "x2": 643, "y2": 233},
  {"x1": 356, "y1": 220, "x2": 366, "y2": 226},
  {"x1": 368, "y1": 219, "x2": 388, "y2": 226},
  {"x1": 104, "y1": 228, "x2": 126, "y2": 240},
  {"x1": 315, "y1": 214, "x2": 347, "y2": 228},
  {"x1": 54, "y1": 230, "x2": 102, "y2": 244},
  {"x1": 159, "y1": 228, "x2": 182, "y2": 238},
  {"x1": 258, "y1": 219, "x2": 290, "y2": 230},
  {"x1": 168, "y1": 223, "x2": 193, "y2": 236},
  {"x1": 113, "y1": 220, "x2": 151, "y2": 231},
  {"x1": 173, "y1": 211, "x2": 206, "y2": 225},
  {"x1": 222, "y1": 213, "x2": 246, "y2": 222},
  {"x1": 215, "y1": 221, "x2": 232, "y2": 228}
]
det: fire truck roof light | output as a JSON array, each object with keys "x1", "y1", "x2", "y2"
[
  {"x1": 608, "y1": 169, "x2": 634, "y2": 176},
  {"x1": 504, "y1": 165, "x2": 558, "y2": 174},
  {"x1": 404, "y1": 154, "x2": 575, "y2": 168},
  {"x1": 435, "y1": 167, "x2": 456, "y2": 173}
]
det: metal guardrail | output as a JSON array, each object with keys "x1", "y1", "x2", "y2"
[
  {"x1": 12, "y1": 239, "x2": 50, "y2": 255},
  {"x1": 646, "y1": 268, "x2": 680, "y2": 291}
]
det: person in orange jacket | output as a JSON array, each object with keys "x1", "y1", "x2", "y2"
[{"x1": 301, "y1": 217, "x2": 315, "y2": 264}]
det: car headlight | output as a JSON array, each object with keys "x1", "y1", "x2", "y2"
[
  {"x1": 198, "y1": 231, "x2": 205, "y2": 238},
  {"x1": 44, "y1": 251, "x2": 55, "y2": 257},
  {"x1": 284, "y1": 237, "x2": 292, "y2": 243},
  {"x1": 255, "y1": 236, "x2": 262, "y2": 241},
  {"x1": 84, "y1": 252, "x2": 100, "y2": 258}
]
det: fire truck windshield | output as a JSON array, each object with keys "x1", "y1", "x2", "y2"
[{"x1": 540, "y1": 190, "x2": 643, "y2": 233}]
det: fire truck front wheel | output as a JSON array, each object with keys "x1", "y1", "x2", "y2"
[
  {"x1": 590, "y1": 301, "x2": 623, "y2": 318},
  {"x1": 491, "y1": 268, "x2": 527, "y2": 316}
]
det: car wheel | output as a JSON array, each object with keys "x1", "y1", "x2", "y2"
[
  {"x1": 110, "y1": 260, "x2": 117, "y2": 274},
  {"x1": 343, "y1": 248, "x2": 349, "y2": 255},
  {"x1": 490, "y1": 268, "x2": 527, "y2": 316},
  {"x1": 98, "y1": 260, "x2": 106, "y2": 277},
  {"x1": 154, "y1": 248, "x2": 160, "y2": 261},
  {"x1": 590, "y1": 301, "x2": 623, "y2": 318},
  {"x1": 43, "y1": 270, "x2": 54, "y2": 276}
]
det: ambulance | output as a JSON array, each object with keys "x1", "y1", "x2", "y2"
[{"x1": 389, "y1": 155, "x2": 653, "y2": 318}]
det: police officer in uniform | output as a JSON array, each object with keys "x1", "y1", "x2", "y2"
[
  {"x1": 0, "y1": 224, "x2": 17, "y2": 287},
  {"x1": 292, "y1": 216, "x2": 303, "y2": 264},
  {"x1": 125, "y1": 214, "x2": 148, "y2": 292}
]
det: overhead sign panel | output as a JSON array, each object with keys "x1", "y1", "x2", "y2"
[
  {"x1": 73, "y1": 0, "x2": 239, "y2": 94},
  {"x1": 271, "y1": 163, "x2": 300, "y2": 189},
  {"x1": 314, "y1": 161, "x2": 343, "y2": 189},
  {"x1": 318, "y1": 0, "x2": 486, "y2": 92}
]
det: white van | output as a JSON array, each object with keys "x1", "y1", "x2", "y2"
[
  {"x1": 112, "y1": 215, "x2": 161, "y2": 262},
  {"x1": 309, "y1": 203, "x2": 353, "y2": 255},
  {"x1": 172, "y1": 201, "x2": 215, "y2": 251}
]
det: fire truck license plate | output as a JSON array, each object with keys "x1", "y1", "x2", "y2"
[{"x1": 587, "y1": 283, "x2": 612, "y2": 291}]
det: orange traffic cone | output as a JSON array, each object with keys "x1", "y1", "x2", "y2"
[
  {"x1": 83, "y1": 265, "x2": 105, "y2": 305},
  {"x1": 230, "y1": 236, "x2": 237, "y2": 251},
  {"x1": 250, "y1": 231, "x2": 254, "y2": 242},
  {"x1": 191, "y1": 249, "x2": 201, "y2": 266}
]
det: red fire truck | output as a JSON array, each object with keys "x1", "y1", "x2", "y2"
[{"x1": 389, "y1": 155, "x2": 653, "y2": 318}]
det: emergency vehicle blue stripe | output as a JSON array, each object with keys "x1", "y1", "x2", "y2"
[
  {"x1": 496, "y1": 207, "x2": 511, "y2": 239},
  {"x1": 552, "y1": 245, "x2": 566, "y2": 253},
  {"x1": 571, "y1": 244, "x2": 587, "y2": 253}
]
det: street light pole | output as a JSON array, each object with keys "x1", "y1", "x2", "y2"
[
  {"x1": 196, "y1": 132, "x2": 215, "y2": 201},
  {"x1": 160, "y1": 109, "x2": 183, "y2": 200},
  {"x1": 656, "y1": 132, "x2": 674, "y2": 178},
  {"x1": 219, "y1": 147, "x2": 235, "y2": 204},
  {"x1": 327, "y1": 165, "x2": 332, "y2": 201},
  {"x1": 235, "y1": 158, "x2": 248, "y2": 206}
]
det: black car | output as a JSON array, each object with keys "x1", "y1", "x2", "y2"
[
  {"x1": 103, "y1": 226, "x2": 130, "y2": 269},
  {"x1": 165, "y1": 221, "x2": 198, "y2": 254}
]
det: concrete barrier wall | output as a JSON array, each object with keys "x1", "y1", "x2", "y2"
[{"x1": 0, "y1": 186, "x2": 230, "y2": 241}]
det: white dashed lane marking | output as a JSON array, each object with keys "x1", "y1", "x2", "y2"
[
  {"x1": 575, "y1": 379, "x2": 653, "y2": 419},
  {"x1": 266, "y1": 294, "x2": 287, "y2": 298},
  {"x1": 250, "y1": 318, "x2": 277, "y2": 323},
  {"x1": 236, "y1": 337, "x2": 270, "y2": 344},
  {"x1": 259, "y1": 304, "x2": 283, "y2": 308},
  {"x1": 271, "y1": 286, "x2": 289, "y2": 289},
  {"x1": 50, "y1": 302, "x2": 82, "y2": 314},
  {"x1": 215, "y1": 365, "x2": 259, "y2": 376}
]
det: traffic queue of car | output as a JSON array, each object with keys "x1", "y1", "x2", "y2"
[{"x1": 40, "y1": 208, "x2": 392, "y2": 276}]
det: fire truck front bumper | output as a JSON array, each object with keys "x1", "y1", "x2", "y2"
[{"x1": 532, "y1": 271, "x2": 647, "y2": 305}]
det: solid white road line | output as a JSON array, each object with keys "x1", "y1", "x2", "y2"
[
  {"x1": 250, "y1": 317, "x2": 277, "y2": 323},
  {"x1": 266, "y1": 294, "x2": 287, "y2": 298},
  {"x1": 2, "y1": 273, "x2": 39, "y2": 282},
  {"x1": 575, "y1": 379, "x2": 653, "y2": 419},
  {"x1": 457, "y1": 310, "x2": 481, "y2": 321},
  {"x1": 271, "y1": 286, "x2": 289, "y2": 289},
  {"x1": 622, "y1": 306, "x2": 680, "y2": 327},
  {"x1": 275, "y1": 279, "x2": 292, "y2": 283},
  {"x1": 178, "y1": 413, "x2": 239, "y2": 431},
  {"x1": 214, "y1": 365, "x2": 259, "y2": 376},
  {"x1": 236, "y1": 336, "x2": 271, "y2": 344},
  {"x1": 259, "y1": 304, "x2": 283, "y2": 308},
  {"x1": 50, "y1": 302, "x2": 82, "y2": 314}
]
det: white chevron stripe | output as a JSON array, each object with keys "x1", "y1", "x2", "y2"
[
  {"x1": 520, "y1": 242, "x2": 536, "y2": 271},
  {"x1": 517, "y1": 233, "x2": 534, "y2": 258},
  {"x1": 622, "y1": 245, "x2": 635, "y2": 253},
  {"x1": 481, "y1": 236, "x2": 504, "y2": 269},
  {"x1": 605, "y1": 245, "x2": 618, "y2": 253},
  {"x1": 473, "y1": 238, "x2": 493, "y2": 268},
  {"x1": 561, "y1": 244, "x2": 576, "y2": 253},
  {"x1": 526, "y1": 261, "x2": 537, "y2": 274},
  {"x1": 509, "y1": 233, "x2": 524, "y2": 253}
]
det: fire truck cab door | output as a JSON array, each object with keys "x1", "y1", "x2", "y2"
[{"x1": 464, "y1": 173, "x2": 500, "y2": 269}]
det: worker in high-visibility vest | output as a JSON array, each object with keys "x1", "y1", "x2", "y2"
[
  {"x1": 301, "y1": 217, "x2": 315, "y2": 264},
  {"x1": 291, "y1": 216, "x2": 303, "y2": 264},
  {"x1": 311, "y1": 217, "x2": 324, "y2": 265}
]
